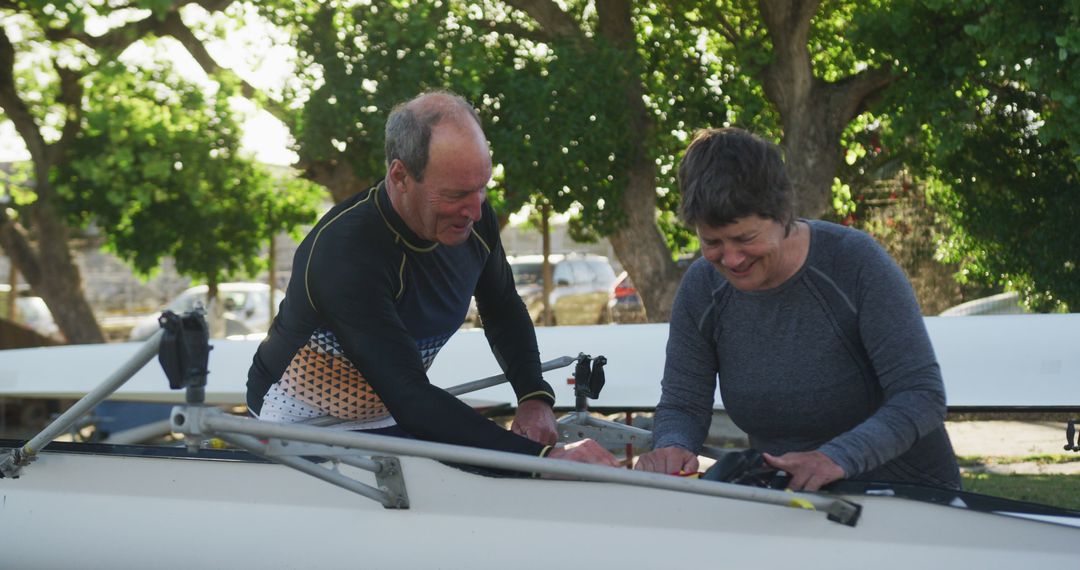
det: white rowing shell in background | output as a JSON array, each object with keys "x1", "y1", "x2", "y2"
[{"x1": 1, "y1": 314, "x2": 1078, "y2": 409}]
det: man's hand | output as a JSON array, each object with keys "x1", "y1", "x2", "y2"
[
  {"x1": 762, "y1": 450, "x2": 845, "y2": 492},
  {"x1": 511, "y1": 399, "x2": 558, "y2": 445},
  {"x1": 633, "y1": 446, "x2": 699, "y2": 474},
  {"x1": 546, "y1": 439, "x2": 620, "y2": 467}
]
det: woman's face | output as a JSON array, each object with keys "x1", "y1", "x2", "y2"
[{"x1": 697, "y1": 215, "x2": 792, "y2": 292}]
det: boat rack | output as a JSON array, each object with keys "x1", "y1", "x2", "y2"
[{"x1": 0, "y1": 311, "x2": 862, "y2": 527}]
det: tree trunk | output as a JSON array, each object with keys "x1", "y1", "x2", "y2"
[
  {"x1": 598, "y1": 0, "x2": 681, "y2": 322},
  {"x1": 6, "y1": 262, "x2": 15, "y2": 319},
  {"x1": 540, "y1": 202, "x2": 553, "y2": 326},
  {"x1": 777, "y1": 99, "x2": 844, "y2": 218},
  {"x1": 206, "y1": 276, "x2": 226, "y2": 338},
  {"x1": 607, "y1": 162, "x2": 682, "y2": 322},
  {"x1": 301, "y1": 159, "x2": 371, "y2": 204},
  {"x1": 0, "y1": 201, "x2": 105, "y2": 344},
  {"x1": 1, "y1": 27, "x2": 103, "y2": 344},
  {"x1": 758, "y1": 0, "x2": 897, "y2": 219}
]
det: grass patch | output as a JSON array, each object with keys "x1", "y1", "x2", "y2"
[
  {"x1": 957, "y1": 454, "x2": 1080, "y2": 467},
  {"x1": 962, "y1": 472, "x2": 1080, "y2": 510}
]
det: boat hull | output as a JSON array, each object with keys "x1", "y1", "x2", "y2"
[{"x1": 2, "y1": 445, "x2": 1078, "y2": 568}]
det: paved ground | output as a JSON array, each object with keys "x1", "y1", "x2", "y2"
[{"x1": 947, "y1": 420, "x2": 1080, "y2": 474}]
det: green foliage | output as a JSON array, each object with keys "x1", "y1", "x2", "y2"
[
  {"x1": 255, "y1": 1, "x2": 729, "y2": 237},
  {"x1": 675, "y1": 0, "x2": 777, "y2": 136},
  {"x1": 636, "y1": 2, "x2": 733, "y2": 221},
  {"x1": 485, "y1": 37, "x2": 636, "y2": 233},
  {"x1": 851, "y1": 0, "x2": 1080, "y2": 310},
  {"x1": 656, "y1": 207, "x2": 698, "y2": 258},
  {"x1": 259, "y1": 0, "x2": 484, "y2": 190},
  {"x1": 0, "y1": 161, "x2": 36, "y2": 207},
  {"x1": 55, "y1": 61, "x2": 322, "y2": 284}
]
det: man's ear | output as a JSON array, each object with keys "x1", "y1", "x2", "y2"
[{"x1": 388, "y1": 159, "x2": 410, "y2": 191}]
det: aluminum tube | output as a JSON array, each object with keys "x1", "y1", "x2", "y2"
[
  {"x1": 22, "y1": 330, "x2": 164, "y2": 456},
  {"x1": 444, "y1": 356, "x2": 577, "y2": 396},
  {"x1": 102, "y1": 419, "x2": 174, "y2": 445},
  {"x1": 338, "y1": 455, "x2": 382, "y2": 473},
  {"x1": 216, "y1": 432, "x2": 391, "y2": 505},
  {"x1": 200, "y1": 411, "x2": 856, "y2": 522}
]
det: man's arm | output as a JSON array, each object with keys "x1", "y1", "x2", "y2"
[{"x1": 472, "y1": 211, "x2": 558, "y2": 444}]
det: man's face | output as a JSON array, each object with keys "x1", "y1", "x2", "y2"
[
  {"x1": 392, "y1": 121, "x2": 492, "y2": 246},
  {"x1": 697, "y1": 215, "x2": 790, "y2": 292}
]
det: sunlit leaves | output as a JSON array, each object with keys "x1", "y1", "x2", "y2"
[{"x1": 55, "y1": 60, "x2": 322, "y2": 284}]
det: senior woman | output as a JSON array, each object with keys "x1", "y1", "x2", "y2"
[{"x1": 635, "y1": 128, "x2": 960, "y2": 491}]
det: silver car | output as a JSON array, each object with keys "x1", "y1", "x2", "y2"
[
  {"x1": 128, "y1": 282, "x2": 284, "y2": 341},
  {"x1": 508, "y1": 253, "x2": 618, "y2": 326}
]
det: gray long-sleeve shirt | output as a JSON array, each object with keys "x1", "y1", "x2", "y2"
[{"x1": 654, "y1": 220, "x2": 960, "y2": 488}]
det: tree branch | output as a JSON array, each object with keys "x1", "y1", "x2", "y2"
[
  {"x1": 182, "y1": 0, "x2": 234, "y2": 11},
  {"x1": 691, "y1": 0, "x2": 746, "y2": 45},
  {"x1": 596, "y1": 0, "x2": 634, "y2": 47},
  {"x1": 503, "y1": 0, "x2": 585, "y2": 43},
  {"x1": 46, "y1": 64, "x2": 85, "y2": 172},
  {"x1": 463, "y1": 17, "x2": 553, "y2": 44},
  {"x1": 44, "y1": 17, "x2": 161, "y2": 58},
  {"x1": 158, "y1": 10, "x2": 291, "y2": 127},
  {"x1": 758, "y1": 0, "x2": 819, "y2": 111},
  {"x1": 0, "y1": 27, "x2": 48, "y2": 168},
  {"x1": 826, "y1": 64, "x2": 897, "y2": 129},
  {"x1": 758, "y1": 0, "x2": 820, "y2": 52},
  {"x1": 0, "y1": 211, "x2": 42, "y2": 286}
]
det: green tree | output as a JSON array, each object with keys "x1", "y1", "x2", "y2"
[
  {"x1": 241, "y1": 1, "x2": 727, "y2": 321},
  {"x1": 111, "y1": 0, "x2": 1078, "y2": 319},
  {"x1": 57, "y1": 61, "x2": 322, "y2": 303},
  {"x1": 0, "y1": 0, "x2": 318, "y2": 341},
  {"x1": 850, "y1": 0, "x2": 1080, "y2": 310}
]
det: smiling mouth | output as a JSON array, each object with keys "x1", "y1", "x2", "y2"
[{"x1": 726, "y1": 261, "x2": 754, "y2": 276}]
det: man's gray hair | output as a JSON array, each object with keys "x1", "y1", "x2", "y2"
[{"x1": 384, "y1": 90, "x2": 482, "y2": 181}]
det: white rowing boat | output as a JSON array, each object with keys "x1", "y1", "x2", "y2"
[
  {"x1": 3, "y1": 314, "x2": 1079, "y2": 410},
  {"x1": 3, "y1": 432, "x2": 1079, "y2": 569},
  {"x1": 2, "y1": 312, "x2": 1079, "y2": 568}
]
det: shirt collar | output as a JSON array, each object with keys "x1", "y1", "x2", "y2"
[{"x1": 374, "y1": 180, "x2": 439, "y2": 252}]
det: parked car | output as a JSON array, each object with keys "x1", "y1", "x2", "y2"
[
  {"x1": 0, "y1": 284, "x2": 62, "y2": 340},
  {"x1": 608, "y1": 271, "x2": 648, "y2": 324},
  {"x1": 508, "y1": 253, "x2": 619, "y2": 326},
  {"x1": 128, "y1": 282, "x2": 285, "y2": 341},
  {"x1": 606, "y1": 256, "x2": 698, "y2": 324}
]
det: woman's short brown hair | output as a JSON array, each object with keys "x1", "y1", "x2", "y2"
[{"x1": 677, "y1": 128, "x2": 795, "y2": 232}]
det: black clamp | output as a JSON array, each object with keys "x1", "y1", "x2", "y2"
[
  {"x1": 571, "y1": 353, "x2": 607, "y2": 412},
  {"x1": 158, "y1": 310, "x2": 212, "y2": 404}
]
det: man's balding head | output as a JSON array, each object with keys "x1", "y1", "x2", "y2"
[
  {"x1": 384, "y1": 90, "x2": 492, "y2": 246},
  {"x1": 384, "y1": 91, "x2": 484, "y2": 181}
]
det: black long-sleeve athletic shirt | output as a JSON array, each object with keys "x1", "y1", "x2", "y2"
[{"x1": 247, "y1": 182, "x2": 554, "y2": 455}]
